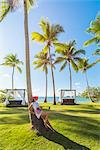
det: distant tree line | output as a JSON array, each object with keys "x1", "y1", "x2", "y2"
[{"x1": 79, "y1": 87, "x2": 100, "y2": 102}]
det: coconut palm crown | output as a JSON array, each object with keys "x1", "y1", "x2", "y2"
[
  {"x1": 31, "y1": 18, "x2": 64, "y2": 50},
  {"x1": 54, "y1": 40, "x2": 85, "y2": 90},
  {"x1": 84, "y1": 16, "x2": 100, "y2": 46},
  {"x1": 1, "y1": 54, "x2": 23, "y2": 90},
  {"x1": 0, "y1": 0, "x2": 35, "y2": 21}
]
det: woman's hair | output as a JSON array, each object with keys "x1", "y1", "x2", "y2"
[{"x1": 32, "y1": 98, "x2": 35, "y2": 102}]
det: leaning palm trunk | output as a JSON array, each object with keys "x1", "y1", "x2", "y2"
[
  {"x1": 68, "y1": 62, "x2": 72, "y2": 90},
  {"x1": 24, "y1": 0, "x2": 32, "y2": 104},
  {"x1": 44, "y1": 72, "x2": 47, "y2": 103},
  {"x1": 85, "y1": 71, "x2": 94, "y2": 102},
  {"x1": 48, "y1": 48, "x2": 56, "y2": 105},
  {"x1": 12, "y1": 66, "x2": 15, "y2": 90}
]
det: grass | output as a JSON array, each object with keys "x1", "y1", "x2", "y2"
[{"x1": 0, "y1": 102, "x2": 100, "y2": 150}]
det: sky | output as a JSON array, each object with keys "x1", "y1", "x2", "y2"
[{"x1": 0, "y1": 0, "x2": 100, "y2": 96}]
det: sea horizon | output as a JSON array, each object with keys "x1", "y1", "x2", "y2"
[{"x1": 38, "y1": 96, "x2": 100, "y2": 103}]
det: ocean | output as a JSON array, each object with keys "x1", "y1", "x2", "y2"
[{"x1": 38, "y1": 97, "x2": 97, "y2": 103}]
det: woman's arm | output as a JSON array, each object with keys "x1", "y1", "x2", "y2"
[{"x1": 28, "y1": 103, "x2": 35, "y2": 115}]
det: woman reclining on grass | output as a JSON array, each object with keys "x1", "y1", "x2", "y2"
[{"x1": 28, "y1": 96, "x2": 53, "y2": 130}]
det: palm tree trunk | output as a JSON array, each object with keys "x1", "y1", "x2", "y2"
[
  {"x1": 48, "y1": 48, "x2": 56, "y2": 105},
  {"x1": 24, "y1": 0, "x2": 32, "y2": 104},
  {"x1": 68, "y1": 62, "x2": 72, "y2": 90},
  {"x1": 12, "y1": 66, "x2": 14, "y2": 90},
  {"x1": 44, "y1": 72, "x2": 47, "y2": 103},
  {"x1": 85, "y1": 71, "x2": 94, "y2": 102}
]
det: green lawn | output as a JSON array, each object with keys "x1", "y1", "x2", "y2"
[{"x1": 0, "y1": 103, "x2": 100, "y2": 150}]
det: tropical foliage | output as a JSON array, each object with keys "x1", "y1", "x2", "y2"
[
  {"x1": 31, "y1": 18, "x2": 64, "y2": 105},
  {"x1": 0, "y1": 0, "x2": 35, "y2": 21},
  {"x1": 84, "y1": 15, "x2": 100, "y2": 63},
  {"x1": 54, "y1": 40, "x2": 85, "y2": 90},
  {"x1": 0, "y1": 89, "x2": 7, "y2": 103},
  {"x1": 80, "y1": 87, "x2": 100, "y2": 102},
  {"x1": 84, "y1": 16, "x2": 100, "y2": 46},
  {"x1": 1, "y1": 54, "x2": 23, "y2": 90},
  {"x1": 93, "y1": 49, "x2": 100, "y2": 55}
]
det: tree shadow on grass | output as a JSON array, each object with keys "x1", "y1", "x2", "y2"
[
  {"x1": 61, "y1": 109, "x2": 100, "y2": 114},
  {"x1": 31, "y1": 115, "x2": 90, "y2": 150},
  {"x1": 49, "y1": 111, "x2": 99, "y2": 141},
  {"x1": 0, "y1": 114, "x2": 29, "y2": 125},
  {"x1": 42, "y1": 128, "x2": 90, "y2": 150},
  {"x1": 0, "y1": 107, "x2": 28, "y2": 115}
]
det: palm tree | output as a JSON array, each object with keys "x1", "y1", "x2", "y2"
[
  {"x1": 84, "y1": 16, "x2": 100, "y2": 46},
  {"x1": 1, "y1": 54, "x2": 23, "y2": 90},
  {"x1": 78, "y1": 58, "x2": 98, "y2": 102},
  {"x1": 31, "y1": 18, "x2": 64, "y2": 105},
  {"x1": 54, "y1": 40, "x2": 85, "y2": 90},
  {"x1": 84, "y1": 15, "x2": 100, "y2": 60},
  {"x1": 33, "y1": 51, "x2": 50, "y2": 103},
  {"x1": 93, "y1": 49, "x2": 100, "y2": 56},
  {"x1": 0, "y1": 0, "x2": 36, "y2": 104}
]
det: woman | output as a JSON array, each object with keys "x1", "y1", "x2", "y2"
[{"x1": 28, "y1": 96, "x2": 53, "y2": 130}]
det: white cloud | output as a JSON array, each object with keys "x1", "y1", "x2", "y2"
[
  {"x1": 74, "y1": 82, "x2": 80, "y2": 86},
  {"x1": 32, "y1": 88, "x2": 40, "y2": 93},
  {"x1": 3, "y1": 73, "x2": 10, "y2": 78}
]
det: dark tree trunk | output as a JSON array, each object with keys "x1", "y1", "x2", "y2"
[
  {"x1": 24, "y1": 0, "x2": 33, "y2": 126},
  {"x1": 85, "y1": 71, "x2": 94, "y2": 102},
  {"x1": 12, "y1": 66, "x2": 14, "y2": 90},
  {"x1": 44, "y1": 72, "x2": 47, "y2": 103},
  {"x1": 24, "y1": 0, "x2": 32, "y2": 104},
  {"x1": 48, "y1": 48, "x2": 56, "y2": 105},
  {"x1": 68, "y1": 62, "x2": 72, "y2": 90}
]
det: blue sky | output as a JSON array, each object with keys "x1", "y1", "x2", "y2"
[{"x1": 0, "y1": 0, "x2": 100, "y2": 96}]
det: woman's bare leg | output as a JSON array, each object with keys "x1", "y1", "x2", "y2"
[
  {"x1": 46, "y1": 119, "x2": 53, "y2": 130},
  {"x1": 41, "y1": 112, "x2": 53, "y2": 129}
]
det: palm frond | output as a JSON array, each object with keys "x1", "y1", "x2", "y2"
[
  {"x1": 45, "y1": 20, "x2": 51, "y2": 38},
  {"x1": 54, "y1": 42, "x2": 67, "y2": 52},
  {"x1": 54, "y1": 57, "x2": 65, "y2": 64},
  {"x1": 60, "y1": 61, "x2": 67, "y2": 72},
  {"x1": 28, "y1": 0, "x2": 36, "y2": 5},
  {"x1": 34, "y1": 63, "x2": 44, "y2": 69},
  {"x1": 87, "y1": 59, "x2": 100, "y2": 69},
  {"x1": 0, "y1": 2, "x2": 10, "y2": 22},
  {"x1": 31, "y1": 32, "x2": 46, "y2": 43},
  {"x1": 73, "y1": 49, "x2": 86, "y2": 56},
  {"x1": 50, "y1": 24, "x2": 64, "y2": 39},
  {"x1": 39, "y1": 18, "x2": 47, "y2": 34},
  {"x1": 42, "y1": 45, "x2": 49, "y2": 54},
  {"x1": 16, "y1": 66, "x2": 22, "y2": 73},
  {"x1": 84, "y1": 37, "x2": 98, "y2": 46},
  {"x1": 70, "y1": 59, "x2": 78, "y2": 72},
  {"x1": 68, "y1": 40, "x2": 76, "y2": 48},
  {"x1": 93, "y1": 49, "x2": 100, "y2": 55}
]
